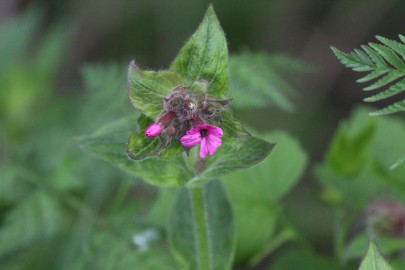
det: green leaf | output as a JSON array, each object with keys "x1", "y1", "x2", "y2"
[
  {"x1": 128, "y1": 68, "x2": 186, "y2": 118},
  {"x1": 148, "y1": 188, "x2": 178, "y2": 227},
  {"x1": 0, "y1": 164, "x2": 30, "y2": 204},
  {"x1": 316, "y1": 106, "x2": 405, "y2": 208},
  {"x1": 0, "y1": 7, "x2": 41, "y2": 76},
  {"x1": 78, "y1": 115, "x2": 274, "y2": 187},
  {"x1": 33, "y1": 23, "x2": 69, "y2": 77},
  {"x1": 364, "y1": 78, "x2": 405, "y2": 102},
  {"x1": 229, "y1": 52, "x2": 307, "y2": 111},
  {"x1": 272, "y1": 248, "x2": 342, "y2": 270},
  {"x1": 186, "y1": 136, "x2": 275, "y2": 187},
  {"x1": 359, "y1": 240, "x2": 393, "y2": 270},
  {"x1": 369, "y1": 99, "x2": 405, "y2": 116},
  {"x1": 170, "y1": 5, "x2": 228, "y2": 99},
  {"x1": 127, "y1": 115, "x2": 161, "y2": 160},
  {"x1": 80, "y1": 64, "x2": 129, "y2": 127},
  {"x1": 0, "y1": 191, "x2": 64, "y2": 256},
  {"x1": 127, "y1": 114, "x2": 184, "y2": 161},
  {"x1": 168, "y1": 181, "x2": 235, "y2": 270},
  {"x1": 77, "y1": 116, "x2": 194, "y2": 187},
  {"x1": 376, "y1": 36, "x2": 405, "y2": 59},
  {"x1": 345, "y1": 234, "x2": 405, "y2": 262},
  {"x1": 223, "y1": 132, "x2": 307, "y2": 263},
  {"x1": 221, "y1": 111, "x2": 250, "y2": 139},
  {"x1": 331, "y1": 35, "x2": 405, "y2": 115},
  {"x1": 326, "y1": 120, "x2": 376, "y2": 177},
  {"x1": 71, "y1": 216, "x2": 178, "y2": 270}
]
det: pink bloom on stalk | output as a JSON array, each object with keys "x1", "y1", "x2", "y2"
[
  {"x1": 145, "y1": 123, "x2": 162, "y2": 138},
  {"x1": 180, "y1": 124, "x2": 223, "y2": 158}
]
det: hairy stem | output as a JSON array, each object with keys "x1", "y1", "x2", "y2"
[{"x1": 190, "y1": 186, "x2": 211, "y2": 270}]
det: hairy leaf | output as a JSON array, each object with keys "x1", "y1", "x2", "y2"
[
  {"x1": 127, "y1": 114, "x2": 183, "y2": 161},
  {"x1": 77, "y1": 116, "x2": 194, "y2": 186},
  {"x1": 170, "y1": 5, "x2": 228, "y2": 99},
  {"x1": 221, "y1": 111, "x2": 250, "y2": 140},
  {"x1": 186, "y1": 136, "x2": 275, "y2": 187},
  {"x1": 128, "y1": 68, "x2": 186, "y2": 118}
]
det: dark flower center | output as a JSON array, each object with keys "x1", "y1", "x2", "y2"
[{"x1": 200, "y1": 129, "x2": 209, "y2": 138}]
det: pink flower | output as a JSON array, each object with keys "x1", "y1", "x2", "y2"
[
  {"x1": 145, "y1": 123, "x2": 162, "y2": 138},
  {"x1": 180, "y1": 124, "x2": 223, "y2": 158}
]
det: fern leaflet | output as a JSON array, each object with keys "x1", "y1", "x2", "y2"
[{"x1": 332, "y1": 35, "x2": 405, "y2": 115}]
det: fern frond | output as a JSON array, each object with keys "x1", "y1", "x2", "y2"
[
  {"x1": 376, "y1": 36, "x2": 405, "y2": 59},
  {"x1": 332, "y1": 35, "x2": 405, "y2": 115},
  {"x1": 369, "y1": 99, "x2": 405, "y2": 116}
]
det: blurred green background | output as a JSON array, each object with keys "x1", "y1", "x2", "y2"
[{"x1": 0, "y1": 0, "x2": 404, "y2": 269}]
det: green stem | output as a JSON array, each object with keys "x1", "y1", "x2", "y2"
[{"x1": 190, "y1": 186, "x2": 211, "y2": 270}]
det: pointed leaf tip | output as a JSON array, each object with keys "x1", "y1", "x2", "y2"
[
  {"x1": 170, "y1": 4, "x2": 228, "y2": 99},
  {"x1": 359, "y1": 240, "x2": 393, "y2": 270}
]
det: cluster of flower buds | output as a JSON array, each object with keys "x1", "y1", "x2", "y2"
[{"x1": 144, "y1": 86, "x2": 231, "y2": 158}]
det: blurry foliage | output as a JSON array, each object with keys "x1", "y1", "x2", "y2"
[
  {"x1": 0, "y1": 7, "x2": 68, "y2": 142},
  {"x1": 317, "y1": 107, "x2": 405, "y2": 210},
  {"x1": 229, "y1": 51, "x2": 311, "y2": 112},
  {"x1": 316, "y1": 107, "x2": 405, "y2": 268},
  {"x1": 1, "y1": 2, "x2": 404, "y2": 270},
  {"x1": 271, "y1": 247, "x2": 341, "y2": 270},
  {"x1": 223, "y1": 131, "x2": 308, "y2": 265}
]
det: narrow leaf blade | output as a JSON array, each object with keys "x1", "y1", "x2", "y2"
[
  {"x1": 369, "y1": 99, "x2": 405, "y2": 116},
  {"x1": 364, "y1": 78, "x2": 405, "y2": 102}
]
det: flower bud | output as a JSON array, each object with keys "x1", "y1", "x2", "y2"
[
  {"x1": 158, "y1": 111, "x2": 176, "y2": 126},
  {"x1": 367, "y1": 200, "x2": 405, "y2": 237},
  {"x1": 145, "y1": 123, "x2": 163, "y2": 138}
]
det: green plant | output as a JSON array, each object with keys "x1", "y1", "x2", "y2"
[{"x1": 331, "y1": 35, "x2": 405, "y2": 116}]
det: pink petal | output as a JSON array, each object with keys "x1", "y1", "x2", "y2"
[
  {"x1": 180, "y1": 132, "x2": 202, "y2": 148},
  {"x1": 199, "y1": 134, "x2": 222, "y2": 158},
  {"x1": 206, "y1": 125, "x2": 223, "y2": 137},
  {"x1": 145, "y1": 123, "x2": 162, "y2": 138},
  {"x1": 185, "y1": 126, "x2": 202, "y2": 135}
]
